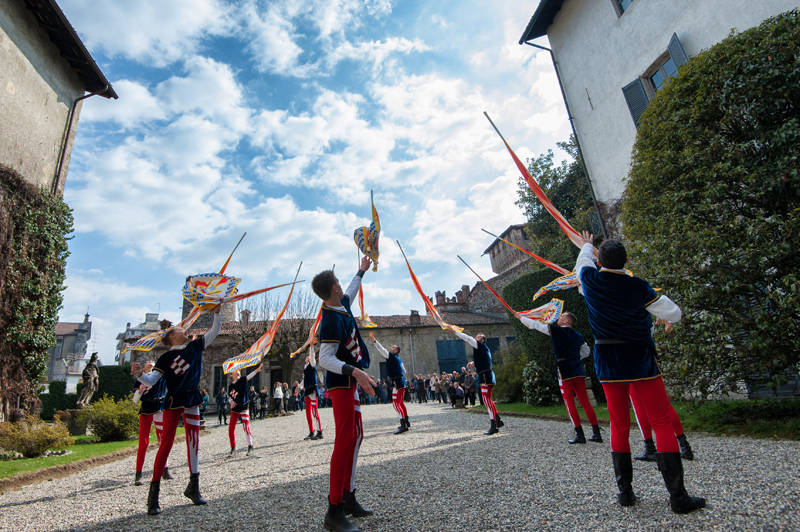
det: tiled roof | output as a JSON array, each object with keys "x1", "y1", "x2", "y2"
[{"x1": 55, "y1": 322, "x2": 81, "y2": 335}]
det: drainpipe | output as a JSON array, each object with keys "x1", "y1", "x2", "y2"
[
  {"x1": 523, "y1": 42, "x2": 607, "y2": 238},
  {"x1": 52, "y1": 87, "x2": 107, "y2": 195},
  {"x1": 408, "y1": 328, "x2": 416, "y2": 375}
]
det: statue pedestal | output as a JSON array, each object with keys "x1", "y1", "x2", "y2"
[{"x1": 56, "y1": 409, "x2": 89, "y2": 436}]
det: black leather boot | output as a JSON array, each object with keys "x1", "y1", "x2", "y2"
[
  {"x1": 611, "y1": 452, "x2": 637, "y2": 506},
  {"x1": 229, "y1": 446, "x2": 235, "y2": 456},
  {"x1": 135, "y1": 471, "x2": 143, "y2": 486},
  {"x1": 403, "y1": 417, "x2": 411, "y2": 428},
  {"x1": 588, "y1": 424, "x2": 603, "y2": 443},
  {"x1": 485, "y1": 419, "x2": 498, "y2": 435},
  {"x1": 147, "y1": 481, "x2": 161, "y2": 515},
  {"x1": 246, "y1": 445, "x2": 253, "y2": 456},
  {"x1": 656, "y1": 453, "x2": 706, "y2": 514},
  {"x1": 568, "y1": 426, "x2": 586, "y2": 444},
  {"x1": 162, "y1": 467, "x2": 173, "y2": 480},
  {"x1": 313, "y1": 430, "x2": 324, "y2": 440},
  {"x1": 495, "y1": 415, "x2": 504, "y2": 428},
  {"x1": 324, "y1": 501, "x2": 358, "y2": 532},
  {"x1": 304, "y1": 431, "x2": 315, "y2": 440},
  {"x1": 394, "y1": 420, "x2": 408, "y2": 434},
  {"x1": 634, "y1": 438, "x2": 657, "y2": 461},
  {"x1": 343, "y1": 489, "x2": 373, "y2": 517},
  {"x1": 184, "y1": 473, "x2": 207, "y2": 505},
  {"x1": 677, "y1": 434, "x2": 695, "y2": 460}
]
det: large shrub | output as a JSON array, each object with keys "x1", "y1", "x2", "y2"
[
  {"x1": 502, "y1": 269, "x2": 604, "y2": 405},
  {"x1": 492, "y1": 343, "x2": 528, "y2": 403},
  {"x1": 0, "y1": 165, "x2": 73, "y2": 421},
  {"x1": 85, "y1": 395, "x2": 139, "y2": 442},
  {"x1": 0, "y1": 416, "x2": 72, "y2": 457},
  {"x1": 622, "y1": 10, "x2": 800, "y2": 397},
  {"x1": 522, "y1": 360, "x2": 560, "y2": 406}
]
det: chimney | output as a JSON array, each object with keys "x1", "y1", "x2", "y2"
[
  {"x1": 435, "y1": 290, "x2": 445, "y2": 306},
  {"x1": 240, "y1": 309, "x2": 251, "y2": 325},
  {"x1": 409, "y1": 310, "x2": 420, "y2": 325}
]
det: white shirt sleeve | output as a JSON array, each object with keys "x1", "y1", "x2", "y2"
[
  {"x1": 574, "y1": 243, "x2": 596, "y2": 296},
  {"x1": 319, "y1": 341, "x2": 345, "y2": 374},
  {"x1": 137, "y1": 370, "x2": 162, "y2": 386},
  {"x1": 246, "y1": 367, "x2": 260, "y2": 380},
  {"x1": 204, "y1": 312, "x2": 222, "y2": 345},
  {"x1": 453, "y1": 330, "x2": 478, "y2": 349},
  {"x1": 343, "y1": 273, "x2": 363, "y2": 302},
  {"x1": 132, "y1": 388, "x2": 143, "y2": 403},
  {"x1": 579, "y1": 343, "x2": 590, "y2": 360},
  {"x1": 308, "y1": 346, "x2": 316, "y2": 368},
  {"x1": 372, "y1": 338, "x2": 390, "y2": 359},
  {"x1": 519, "y1": 316, "x2": 551, "y2": 335},
  {"x1": 645, "y1": 295, "x2": 682, "y2": 323}
]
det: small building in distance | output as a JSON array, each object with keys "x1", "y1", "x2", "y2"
[{"x1": 46, "y1": 313, "x2": 95, "y2": 393}]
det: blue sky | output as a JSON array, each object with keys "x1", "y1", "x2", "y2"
[{"x1": 57, "y1": 0, "x2": 570, "y2": 364}]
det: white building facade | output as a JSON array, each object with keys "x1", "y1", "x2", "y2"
[{"x1": 520, "y1": 0, "x2": 799, "y2": 229}]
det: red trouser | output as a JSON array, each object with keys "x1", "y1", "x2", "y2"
[
  {"x1": 152, "y1": 406, "x2": 201, "y2": 481},
  {"x1": 481, "y1": 384, "x2": 498, "y2": 420},
  {"x1": 630, "y1": 377, "x2": 684, "y2": 439},
  {"x1": 560, "y1": 377, "x2": 599, "y2": 427},
  {"x1": 229, "y1": 410, "x2": 253, "y2": 448},
  {"x1": 135, "y1": 411, "x2": 166, "y2": 473},
  {"x1": 328, "y1": 385, "x2": 363, "y2": 505},
  {"x1": 602, "y1": 378, "x2": 679, "y2": 454},
  {"x1": 391, "y1": 387, "x2": 407, "y2": 419},
  {"x1": 305, "y1": 394, "x2": 321, "y2": 433}
]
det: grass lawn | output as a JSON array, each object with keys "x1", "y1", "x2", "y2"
[
  {"x1": 472, "y1": 398, "x2": 800, "y2": 440},
  {"x1": 0, "y1": 427, "x2": 185, "y2": 480}
]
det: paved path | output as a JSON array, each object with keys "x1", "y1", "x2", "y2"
[{"x1": 0, "y1": 402, "x2": 798, "y2": 531}]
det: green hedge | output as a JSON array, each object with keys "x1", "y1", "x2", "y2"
[
  {"x1": 622, "y1": 10, "x2": 800, "y2": 397},
  {"x1": 502, "y1": 268, "x2": 604, "y2": 405},
  {"x1": 95, "y1": 364, "x2": 134, "y2": 402},
  {"x1": 39, "y1": 380, "x2": 77, "y2": 421}
]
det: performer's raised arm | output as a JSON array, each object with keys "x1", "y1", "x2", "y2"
[
  {"x1": 645, "y1": 295, "x2": 682, "y2": 324},
  {"x1": 134, "y1": 364, "x2": 162, "y2": 387},
  {"x1": 369, "y1": 333, "x2": 390, "y2": 360},
  {"x1": 343, "y1": 256, "x2": 372, "y2": 302},
  {"x1": 515, "y1": 313, "x2": 551, "y2": 335},
  {"x1": 450, "y1": 328, "x2": 478, "y2": 349},
  {"x1": 246, "y1": 364, "x2": 263, "y2": 381},
  {"x1": 204, "y1": 307, "x2": 222, "y2": 345}
]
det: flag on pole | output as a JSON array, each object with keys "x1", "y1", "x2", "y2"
[
  {"x1": 223, "y1": 264, "x2": 302, "y2": 373},
  {"x1": 354, "y1": 190, "x2": 381, "y2": 271}
]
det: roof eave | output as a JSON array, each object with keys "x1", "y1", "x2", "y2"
[{"x1": 518, "y1": 0, "x2": 564, "y2": 44}]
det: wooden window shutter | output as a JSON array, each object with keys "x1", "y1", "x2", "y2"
[
  {"x1": 668, "y1": 32, "x2": 688, "y2": 67},
  {"x1": 622, "y1": 79, "x2": 650, "y2": 127}
]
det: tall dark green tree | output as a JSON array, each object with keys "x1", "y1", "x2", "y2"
[
  {"x1": 622, "y1": 11, "x2": 800, "y2": 397},
  {"x1": 515, "y1": 135, "x2": 600, "y2": 267}
]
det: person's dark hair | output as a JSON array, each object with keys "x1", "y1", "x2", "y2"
[
  {"x1": 598, "y1": 239, "x2": 627, "y2": 269},
  {"x1": 561, "y1": 311, "x2": 577, "y2": 327},
  {"x1": 163, "y1": 328, "x2": 177, "y2": 346},
  {"x1": 312, "y1": 270, "x2": 337, "y2": 299}
]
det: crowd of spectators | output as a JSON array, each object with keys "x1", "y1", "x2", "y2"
[{"x1": 211, "y1": 365, "x2": 481, "y2": 426}]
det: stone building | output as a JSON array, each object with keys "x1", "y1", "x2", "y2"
[
  {"x1": 519, "y1": 0, "x2": 796, "y2": 228},
  {"x1": 115, "y1": 313, "x2": 169, "y2": 366},
  {"x1": 1, "y1": 0, "x2": 117, "y2": 193},
  {"x1": 46, "y1": 313, "x2": 93, "y2": 393}
]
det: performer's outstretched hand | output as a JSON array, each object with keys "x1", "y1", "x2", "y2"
[
  {"x1": 580, "y1": 230, "x2": 594, "y2": 246},
  {"x1": 353, "y1": 368, "x2": 377, "y2": 395},
  {"x1": 655, "y1": 318, "x2": 673, "y2": 333},
  {"x1": 368, "y1": 332, "x2": 375, "y2": 342},
  {"x1": 131, "y1": 362, "x2": 142, "y2": 377},
  {"x1": 360, "y1": 256, "x2": 372, "y2": 272}
]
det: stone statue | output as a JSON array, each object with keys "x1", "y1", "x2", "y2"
[{"x1": 76, "y1": 352, "x2": 100, "y2": 407}]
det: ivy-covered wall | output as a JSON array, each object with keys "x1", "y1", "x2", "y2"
[{"x1": 0, "y1": 164, "x2": 73, "y2": 422}]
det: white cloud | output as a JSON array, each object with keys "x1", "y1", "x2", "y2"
[
  {"x1": 80, "y1": 80, "x2": 166, "y2": 128},
  {"x1": 326, "y1": 37, "x2": 430, "y2": 73},
  {"x1": 60, "y1": 0, "x2": 232, "y2": 66}
]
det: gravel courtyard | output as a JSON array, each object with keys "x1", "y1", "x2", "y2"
[{"x1": 1, "y1": 402, "x2": 798, "y2": 531}]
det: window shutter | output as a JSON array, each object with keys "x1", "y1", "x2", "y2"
[
  {"x1": 622, "y1": 78, "x2": 650, "y2": 127},
  {"x1": 668, "y1": 32, "x2": 688, "y2": 67}
]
